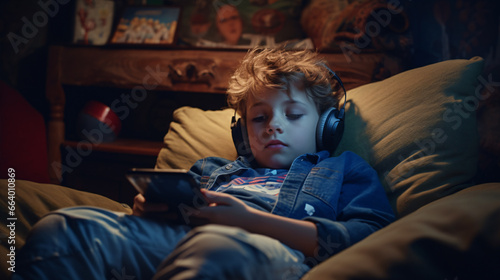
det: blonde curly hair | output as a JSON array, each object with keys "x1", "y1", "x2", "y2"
[{"x1": 227, "y1": 48, "x2": 342, "y2": 118}]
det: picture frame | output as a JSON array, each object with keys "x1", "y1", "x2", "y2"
[
  {"x1": 110, "y1": 6, "x2": 181, "y2": 45},
  {"x1": 176, "y1": 0, "x2": 309, "y2": 49},
  {"x1": 73, "y1": 0, "x2": 115, "y2": 45}
]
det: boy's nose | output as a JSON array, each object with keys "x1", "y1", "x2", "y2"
[{"x1": 266, "y1": 118, "x2": 283, "y2": 134}]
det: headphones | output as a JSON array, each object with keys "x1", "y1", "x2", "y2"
[{"x1": 231, "y1": 64, "x2": 347, "y2": 157}]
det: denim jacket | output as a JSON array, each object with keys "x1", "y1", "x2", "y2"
[{"x1": 188, "y1": 150, "x2": 395, "y2": 262}]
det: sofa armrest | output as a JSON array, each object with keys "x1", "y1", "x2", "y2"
[
  {"x1": 0, "y1": 179, "x2": 131, "y2": 277},
  {"x1": 302, "y1": 183, "x2": 500, "y2": 280}
]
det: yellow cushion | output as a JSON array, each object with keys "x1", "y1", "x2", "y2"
[
  {"x1": 156, "y1": 107, "x2": 237, "y2": 170},
  {"x1": 335, "y1": 57, "x2": 484, "y2": 216}
]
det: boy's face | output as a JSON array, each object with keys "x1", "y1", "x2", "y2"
[{"x1": 245, "y1": 83, "x2": 320, "y2": 169}]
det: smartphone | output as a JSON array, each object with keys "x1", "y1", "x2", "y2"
[{"x1": 125, "y1": 168, "x2": 208, "y2": 222}]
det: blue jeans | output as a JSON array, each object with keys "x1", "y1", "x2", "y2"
[{"x1": 13, "y1": 207, "x2": 310, "y2": 280}]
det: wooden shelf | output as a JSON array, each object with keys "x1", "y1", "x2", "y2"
[
  {"x1": 64, "y1": 139, "x2": 164, "y2": 156},
  {"x1": 51, "y1": 46, "x2": 246, "y2": 93}
]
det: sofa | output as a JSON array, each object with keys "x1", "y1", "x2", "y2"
[
  {"x1": 2, "y1": 0, "x2": 500, "y2": 279},
  {"x1": 2, "y1": 52, "x2": 500, "y2": 279}
]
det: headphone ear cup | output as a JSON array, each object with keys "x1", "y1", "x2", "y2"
[
  {"x1": 316, "y1": 107, "x2": 344, "y2": 153},
  {"x1": 231, "y1": 118, "x2": 252, "y2": 157}
]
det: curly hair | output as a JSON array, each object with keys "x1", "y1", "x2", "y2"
[{"x1": 227, "y1": 48, "x2": 343, "y2": 118}]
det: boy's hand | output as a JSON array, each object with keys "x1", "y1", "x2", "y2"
[
  {"x1": 192, "y1": 189, "x2": 259, "y2": 228},
  {"x1": 132, "y1": 193, "x2": 169, "y2": 216},
  {"x1": 193, "y1": 189, "x2": 319, "y2": 257}
]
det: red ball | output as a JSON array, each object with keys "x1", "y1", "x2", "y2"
[{"x1": 77, "y1": 100, "x2": 122, "y2": 143}]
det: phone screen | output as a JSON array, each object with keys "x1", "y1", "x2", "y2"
[{"x1": 125, "y1": 168, "x2": 207, "y2": 220}]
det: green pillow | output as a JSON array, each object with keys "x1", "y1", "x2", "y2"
[
  {"x1": 156, "y1": 57, "x2": 484, "y2": 217},
  {"x1": 334, "y1": 56, "x2": 484, "y2": 216}
]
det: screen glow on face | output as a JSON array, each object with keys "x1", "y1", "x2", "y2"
[{"x1": 245, "y1": 83, "x2": 319, "y2": 169}]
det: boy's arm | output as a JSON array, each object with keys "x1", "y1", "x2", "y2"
[
  {"x1": 303, "y1": 154, "x2": 396, "y2": 260},
  {"x1": 194, "y1": 190, "x2": 319, "y2": 257},
  {"x1": 246, "y1": 207, "x2": 319, "y2": 257}
]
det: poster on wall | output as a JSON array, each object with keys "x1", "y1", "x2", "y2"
[
  {"x1": 73, "y1": 0, "x2": 115, "y2": 45},
  {"x1": 109, "y1": 6, "x2": 181, "y2": 45}
]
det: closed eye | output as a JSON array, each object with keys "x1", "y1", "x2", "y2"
[
  {"x1": 251, "y1": 116, "x2": 267, "y2": 123},
  {"x1": 287, "y1": 114, "x2": 303, "y2": 120}
]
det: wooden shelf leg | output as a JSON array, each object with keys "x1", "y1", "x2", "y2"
[{"x1": 46, "y1": 46, "x2": 65, "y2": 184}]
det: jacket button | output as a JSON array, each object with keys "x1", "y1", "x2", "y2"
[{"x1": 225, "y1": 164, "x2": 233, "y2": 170}]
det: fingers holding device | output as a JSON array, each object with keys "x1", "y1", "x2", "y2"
[{"x1": 126, "y1": 168, "x2": 208, "y2": 223}]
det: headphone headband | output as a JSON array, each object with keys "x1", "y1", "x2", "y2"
[{"x1": 322, "y1": 63, "x2": 347, "y2": 118}]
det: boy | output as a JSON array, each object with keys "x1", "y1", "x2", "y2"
[{"x1": 14, "y1": 48, "x2": 394, "y2": 280}]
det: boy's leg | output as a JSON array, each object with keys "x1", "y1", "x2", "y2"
[
  {"x1": 13, "y1": 206, "x2": 190, "y2": 280},
  {"x1": 153, "y1": 224, "x2": 311, "y2": 280}
]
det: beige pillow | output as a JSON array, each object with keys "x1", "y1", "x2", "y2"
[
  {"x1": 335, "y1": 56, "x2": 484, "y2": 216},
  {"x1": 156, "y1": 107, "x2": 237, "y2": 170},
  {"x1": 156, "y1": 57, "x2": 484, "y2": 217}
]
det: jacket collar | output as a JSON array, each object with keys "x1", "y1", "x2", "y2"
[{"x1": 237, "y1": 150, "x2": 331, "y2": 169}]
